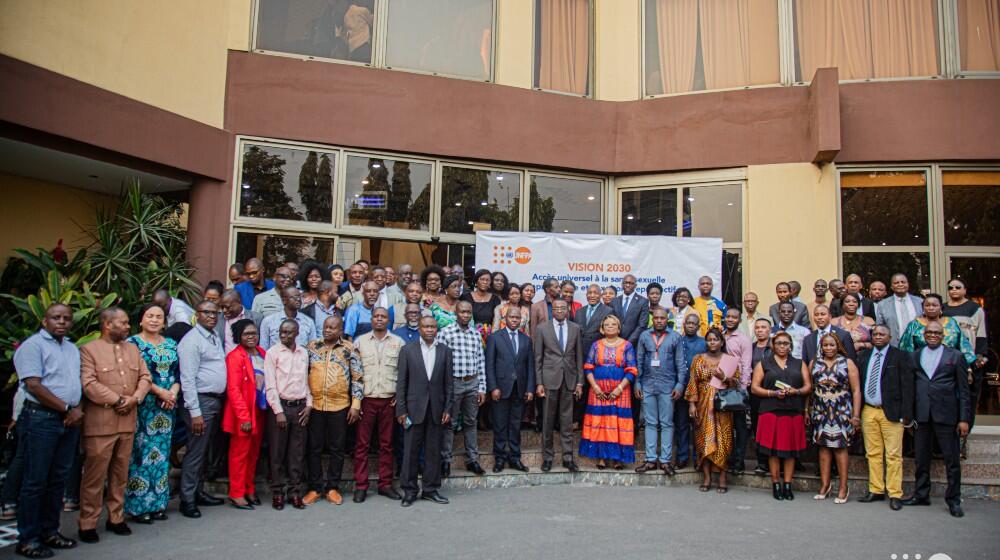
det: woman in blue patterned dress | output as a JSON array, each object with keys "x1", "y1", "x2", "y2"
[
  {"x1": 808, "y1": 333, "x2": 861, "y2": 504},
  {"x1": 125, "y1": 303, "x2": 180, "y2": 523}
]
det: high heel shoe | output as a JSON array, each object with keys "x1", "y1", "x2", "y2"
[
  {"x1": 782, "y1": 482, "x2": 795, "y2": 501},
  {"x1": 834, "y1": 487, "x2": 850, "y2": 504},
  {"x1": 813, "y1": 484, "x2": 832, "y2": 500},
  {"x1": 772, "y1": 482, "x2": 784, "y2": 500}
]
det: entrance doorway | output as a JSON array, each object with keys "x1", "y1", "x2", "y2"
[
  {"x1": 948, "y1": 255, "x2": 1000, "y2": 418},
  {"x1": 337, "y1": 238, "x2": 476, "y2": 283}
]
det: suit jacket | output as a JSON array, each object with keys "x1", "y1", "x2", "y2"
[
  {"x1": 857, "y1": 346, "x2": 913, "y2": 422},
  {"x1": 801, "y1": 326, "x2": 858, "y2": 366},
  {"x1": 80, "y1": 339, "x2": 152, "y2": 437},
  {"x1": 485, "y1": 329, "x2": 535, "y2": 399},
  {"x1": 214, "y1": 308, "x2": 263, "y2": 341},
  {"x1": 831, "y1": 294, "x2": 877, "y2": 320},
  {"x1": 573, "y1": 303, "x2": 613, "y2": 357},
  {"x1": 395, "y1": 341, "x2": 454, "y2": 425},
  {"x1": 911, "y1": 346, "x2": 972, "y2": 425},
  {"x1": 875, "y1": 294, "x2": 925, "y2": 347},
  {"x1": 529, "y1": 299, "x2": 553, "y2": 331},
  {"x1": 532, "y1": 320, "x2": 583, "y2": 391},
  {"x1": 768, "y1": 300, "x2": 810, "y2": 329},
  {"x1": 611, "y1": 293, "x2": 649, "y2": 345},
  {"x1": 223, "y1": 345, "x2": 266, "y2": 435}
]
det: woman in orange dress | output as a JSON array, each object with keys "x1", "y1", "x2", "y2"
[
  {"x1": 685, "y1": 327, "x2": 740, "y2": 493},
  {"x1": 579, "y1": 315, "x2": 638, "y2": 470}
]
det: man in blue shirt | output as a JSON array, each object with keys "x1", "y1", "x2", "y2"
[
  {"x1": 392, "y1": 303, "x2": 422, "y2": 344},
  {"x1": 259, "y1": 287, "x2": 316, "y2": 350},
  {"x1": 635, "y1": 308, "x2": 686, "y2": 476},
  {"x1": 344, "y1": 282, "x2": 393, "y2": 340},
  {"x1": 12, "y1": 303, "x2": 84, "y2": 557},
  {"x1": 233, "y1": 258, "x2": 274, "y2": 309},
  {"x1": 675, "y1": 313, "x2": 706, "y2": 469}
]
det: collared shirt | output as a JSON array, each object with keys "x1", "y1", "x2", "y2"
[
  {"x1": 737, "y1": 311, "x2": 768, "y2": 339},
  {"x1": 681, "y1": 335, "x2": 707, "y2": 376},
  {"x1": 723, "y1": 329, "x2": 753, "y2": 388},
  {"x1": 552, "y1": 319, "x2": 569, "y2": 350},
  {"x1": 177, "y1": 324, "x2": 227, "y2": 417},
  {"x1": 258, "y1": 311, "x2": 316, "y2": 350},
  {"x1": 506, "y1": 329, "x2": 520, "y2": 354},
  {"x1": 420, "y1": 340, "x2": 437, "y2": 380},
  {"x1": 636, "y1": 329, "x2": 686, "y2": 395},
  {"x1": 376, "y1": 288, "x2": 389, "y2": 310},
  {"x1": 895, "y1": 295, "x2": 917, "y2": 328},
  {"x1": 13, "y1": 329, "x2": 82, "y2": 408},
  {"x1": 312, "y1": 302, "x2": 340, "y2": 334},
  {"x1": 234, "y1": 279, "x2": 274, "y2": 309},
  {"x1": 813, "y1": 326, "x2": 832, "y2": 349},
  {"x1": 920, "y1": 345, "x2": 944, "y2": 380},
  {"x1": 224, "y1": 309, "x2": 249, "y2": 354},
  {"x1": 437, "y1": 322, "x2": 486, "y2": 393},
  {"x1": 251, "y1": 287, "x2": 284, "y2": 318},
  {"x1": 343, "y1": 303, "x2": 394, "y2": 339},
  {"x1": 355, "y1": 331, "x2": 404, "y2": 403},
  {"x1": 337, "y1": 284, "x2": 364, "y2": 311},
  {"x1": 772, "y1": 322, "x2": 810, "y2": 360},
  {"x1": 393, "y1": 325, "x2": 420, "y2": 344},
  {"x1": 167, "y1": 298, "x2": 195, "y2": 327},
  {"x1": 865, "y1": 345, "x2": 888, "y2": 406},
  {"x1": 263, "y1": 343, "x2": 312, "y2": 414},
  {"x1": 306, "y1": 338, "x2": 363, "y2": 413}
]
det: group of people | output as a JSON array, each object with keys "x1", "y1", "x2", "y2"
[{"x1": 5, "y1": 255, "x2": 988, "y2": 558}]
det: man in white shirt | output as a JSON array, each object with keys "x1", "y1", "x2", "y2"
[
  {"x1": 152, "y1": 289, "x2": 195, "y2": 327},
  {"x1": 770, "y1": 301, "x2": 810, "y2": 360}
]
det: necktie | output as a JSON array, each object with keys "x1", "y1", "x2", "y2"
[
  {"x1": 866, "y1": 350, "x2": 882, "y2": 401},
  {"x1": 509, "y1": 330, "x2": 518, "y2": 355},
  {"x1": 586, "y1": 305, "x2": 594, "y2": 324},
  {"x1": 556, "y1": 322, "x2": 565, "y2": 351}
]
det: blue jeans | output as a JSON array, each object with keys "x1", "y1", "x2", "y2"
[
  {"x1": 642, "y1": 393, "x2": 674, "y2": 463},
  {"x1": 16, "y1": 405, "x2": 80, "y2": 545},
  {"x1": 673, "y1": 396, "x2": 691, "y2": 463}
]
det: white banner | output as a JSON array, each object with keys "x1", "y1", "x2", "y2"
[{"x1": 475, "y1": 232, "x2": 723, "y2": 303}]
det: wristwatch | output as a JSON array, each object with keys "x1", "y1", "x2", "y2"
[{"x1": 64, "y1": 403, "x2": 71, "y2": 413}]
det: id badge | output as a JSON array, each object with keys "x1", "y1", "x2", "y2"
[{"x1": 650, "y1": 357, "x2": 661, "y2": 367}]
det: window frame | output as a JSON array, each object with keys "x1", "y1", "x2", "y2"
[
  {"x1": 943, "y1": 0, "x2": 1000, "y2": 79},
  {"x1": 339, "y1": 149, "x2": 437, "y2": 239},
  {"x1": 436, "y1": 161, "x2": 526, "y2": 242},
  {"x1": 527, "y1": 171, "x2": 607, "y2": 235},
  {"x1": 230, "y1": 226, "x2": 341, "y2": 272},
  {"x1": 530, "y1": 0, "x2": 596, "y2": 98}
]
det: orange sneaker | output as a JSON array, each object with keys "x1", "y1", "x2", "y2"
[
  {"x1": 302, "y1": 490, "x2": 321, "y2": 505},
  {"x1": 325, "y1": 489, "x2": 343, "y2": 505}
]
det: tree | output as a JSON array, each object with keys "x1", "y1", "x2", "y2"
[
  {"x1": 386, "y1": 161, "x2": 412, "y2": 222},
  {"x1": 241, "y1": 146, "x2": 302, "y2": 221},
  {"x1": 348, "y1": 158, "x2": 388, "y2": 227},
  {"x1": 439, "y1": 168, "x2": 518, "y2": 233},
  {"x1": 522, "y1": 179, "x2": 556, "y2": 232}
]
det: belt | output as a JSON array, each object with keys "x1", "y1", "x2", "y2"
[
  {"x1": 25, "y1": 400, "x2": 67, "y2": 416},
  {"x1": 865, "y1": 404, "x2": 883, "y2": 409},
  {"x1": 456, "y1": 375, "x2": 477, "y2": 382},
  {"x1": 200, "y1": 392, "x2": 225, "y2": 399},
  {"x1": 281, "y1": 398, "x2": 306, "y2": 407}
]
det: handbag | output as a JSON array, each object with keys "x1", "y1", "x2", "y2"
[{"x1": 714, "y1": 387, "x2": 749, "y2": 412}]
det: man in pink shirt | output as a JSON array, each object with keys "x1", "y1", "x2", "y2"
[
  {"x1": 264, "y1": 319, "x2": 312, "y2": 510},
  {"x1": 722, "y1": 307, "x2": 753, "y2": 474}
]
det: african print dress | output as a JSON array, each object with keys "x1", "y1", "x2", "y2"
[
  {"x1": 579, "y1": 340, "x2": 638, "y2": 463},
  {"x1": 428, "y1": 302, "x2": 457, "y2": 330},
  {"x1": 684, "y1": 354, "x2": 735, "y2": 470},
  {"x1": 125, "y1": 335, "x2": 178, "y2": 515},
  {"x1": 898, "y1": 317, "x2": 976, "y2": 365},
  {"x1": 809, "y1": 356, "x2": 854, "y2": 449}
]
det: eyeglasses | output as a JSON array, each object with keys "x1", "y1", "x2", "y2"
[
  {"x1": 947, "y1": 285, "x2": 962, "y2": 290},
  {"x1": 773, "y1": 341, "x2": 791, "y2": 346}
]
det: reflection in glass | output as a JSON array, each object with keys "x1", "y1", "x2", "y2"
[
  {"x1": 621, "y1": 189, "x2": 677, "y2": 236},
  {"x1": 235, "y1": 231, "x2": 336, "y2": 275},
  {"x1": 534, "y1": 0, "x2": 591, "y2": 95},
  {"x1": 240, "y1": 144, "x2": 334, "y2": 223},
  {"x1": 344, "y1": 155, "x2": 431, "y2": 230},
  {"x1": 949, "y1": 256, "x2": 1000, "y2": 415},
  {"x1": 943, "y1": 171, "x2": 1000, "y2": 246},
  {"x1": 722, "y1": 250, "x2": 743, "y2": 310},
  {"x1": 384, "y1": 0, "x2": 493, "y2": 80},
  {"x1": 528, "y1": 175, "x2": 602, "y2": 234},
  {"x1": 682, "y1": 184, "x2": 742, "y2": 242},
  {"x1": 441, "y1": 167, "x2": 520, "y2": 234},
  {"x1": 842, "y1": 252, "x2": 931, "y2": 293},
  {"x1": 840, "y1": 171, "x2": 928, "y2": 246},
  {"x1": 256, "y1": 0, "x2": 375, "y2": 64}
]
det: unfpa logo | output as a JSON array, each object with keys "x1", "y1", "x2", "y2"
[{"x1": 492, "y1": 245, "x2": 532, "y2": 265}]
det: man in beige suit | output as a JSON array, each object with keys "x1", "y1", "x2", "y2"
[
  {"x1": 532, "y1": 299, "x2": 583, "y2": 473},
  {"x1": 78, "y1": 308, "x2": 151, "y2": 544}
]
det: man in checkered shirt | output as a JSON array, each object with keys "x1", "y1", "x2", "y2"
[{"x1": 436, "y1": 300, "x2": 487, "y2": 477}]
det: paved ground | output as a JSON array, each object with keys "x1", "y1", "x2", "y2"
[{"x1": 2, "y1": 485, "x2": 997, "y2": 559}]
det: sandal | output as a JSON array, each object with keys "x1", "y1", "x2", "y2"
[
  {"x1": 717, "y1": 486, "x2": 729, "y2": 494},
  {"x1": 596, "y1": 461, "x2": 607, "y2": 470},
  {"x1": 16, "y1": 542, "x2": 56, "y2": 558},
  {"x1": 698, "y1": 484, "x2": 711, "y2": 492},
  {"x1": 613, "y1": 462, "x2": 624, "y2": 471}
]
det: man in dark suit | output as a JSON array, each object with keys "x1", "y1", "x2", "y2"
[
  {"x1": 533, "y1": 299, "x2": 583, "y2": 472},
  {"x1": 529, "y1": 277, "x2": 561, "y2": 331},
  {"x1": 610, "y1": 274, "x2": 649, "y2": 346},
  {"x1": 395, "y1": 315, "x2": 455, "y2": 507},
  {"x1": 801, "y1": 304, "x2": 857, "y2": 365},
  {"x1": 485, "y1": 307, "x2": 535, "y2": 473},
  {"x1": 767, "y1": 282, "x2": 810, "y2": 328},
  {"x1": 572, "y1": 284, "x2": 613, "y2": 423},
  {"x1": 901, "y1": 321, "x2": 971, "y2": 517},
  {"x1": 856, "y1": 325, "x2": 913, "y2": 510}
]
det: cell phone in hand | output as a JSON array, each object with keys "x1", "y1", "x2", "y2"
[{"x1": 404, "y1": 416, "x2": 412, "y2": 429}]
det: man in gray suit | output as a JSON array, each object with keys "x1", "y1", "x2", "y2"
[
  {"x1": 768, "y1": 282, "x2": 809, "y2": 328},
  {"x1": 533, "y1": 299, "x2": 583, "y2": 473},
  {"x1": 573, "y1": 284, "x2": 613, "y2": 423},
  {"x1": 875, "y1": 273, "x2": 924, "y2": 347},
  {"x1": 610, "y1": 274, "x2": 649, "y2": 346}
]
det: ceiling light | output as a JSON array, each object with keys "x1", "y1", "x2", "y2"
[
  {"x1": 727, "y1": 202, "x2": 734, "y2": 206},
  {"x1": 354, "y1": 193, "x2": 360, "y2": 198},
  {"x1": 563, "y1": 229, "x2": 569, "y2": 233},
  {"x1": 587, "y1": 195, "x2": 596, "y2": 201},
  {"x1": 881, "y1": 242, "x2": 887, "y2": 246},
  {"x1": 455, "y1": 202, "x2": 462, "y2": 206},
  {"x1": 241, "y1": 183, "x2": 251, "y2": 189},
  {"x1": 656, "y1": 219, "x2": 662, "y2": 223},
  {"x1": 480, "y1": 201, "x2": 488, "y2": 206},
  {"x1": 626, "y1": 214, "x2": 634, "y2": 220},
  {"x1": 497, "y1": 174, "x2": 504, "y2": 181},
  {"x1": 687, "y1": 197, "x2": 695, "y2": 202},
  {"x1": 372, "y1": 163, "x2": 382, "y2": 169},
  {"x1": 467, "y1": 221, "x2": 474, "y2": 225},
  {"x1": 362, "y1": 179, "x2": 369, "y2": 185}
]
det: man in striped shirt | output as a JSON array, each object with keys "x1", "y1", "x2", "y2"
[{"x1": 437, "y1": 301, "x2": 486, "y2": 478}]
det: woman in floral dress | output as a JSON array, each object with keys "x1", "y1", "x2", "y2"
[
  {"x1": 808, "y1": 333, "x2": 861, "y2": 504},
  {"x1": 125, "y1": 303, "x2": 180, "y2": 523},
  {"x1": 685, "y1": 328, "x2": 740, "y2": 493}
]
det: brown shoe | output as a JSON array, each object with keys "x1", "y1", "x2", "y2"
[
  {"x1": 635, "y1": 461, "x2": 658, "y2": 473},
  {"x1": 302, "y1": 491, "x2": 321, "y2": 505},
  {"x1": 325, "y1": 489, "x2": 343, "y2": 505}
]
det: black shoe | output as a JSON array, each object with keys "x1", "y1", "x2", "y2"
[
  {"x1": 246, "y1": 494, "x2": 261, "y2": 506},
  {"x1": 857, "y1": 492, "x2": 886, "y2": 503},
  {"x1": 890, "y1": 498, "x2": 903, "y2": 511},
  {"x1": 510, "y1": 460, "x2": 529, "y2": 472},
  {"x1": 78, "y1": 529, "x2": 99, "y2": 544},
  {"x1": 562, "y1": 460, "x2": 580, "y2": 472},
  {"x1": 105, "y1": 521, "x2": 131, "y2": 536},
  {"x1": 541, "y1": 460, "x2": 553, "y2": 472},
  {"x1": 782, "y1": 482, "x2": 794, "y2": 501},
  {"x1": 754, "y1": 465, "x2": 768, "y2": 476},
  {"x1": 492, "y1": 460, "x2": 505, "y2": 473},
  {"x1": 151, "y1": 510, "x2": 168, "y2": 521},
  {"x1": 179, "y1": 501, "x2": 201, "y2": 518},
  {"x1": 272, "y1": 493, "x2": 285, "y2": 510},
  {"x1": 675, "y1": 460, "x2": 689, "y2": 470},
  {"x1": 401, "y1": 494, "x2": 416, "y2": 507},
  {"x1": 132, "y1": 513, "x2": 154, "y2": 524},
  {"x1": 196, "y1": 491, "x2": 224, "y2": 506},
  {"x1": 420, "y1": 491, "x2": 449, "y2": 504},
  {"x1": 378, "y1": 487, "x2": 402, "y2": 500},
  {"x1": 466, "y1": 462, "x2": 485, "y2": 475},
  {"x1": 441, "y1": 464, "x2": 451, "y2": 479},
  {"x1": 228, "y1": 498, "x2": 254, "y2": 510},
  {"x1": 353, "y1": 489, "x2": 366, "y2": 503},
  {"x1": 41, "y1": 533, "x2": 76, "y2": 550},
  {"x1": 15, "y1": 542, "x2": 54, "y2": 558},
  {"x1": 290, "y1": 495, "x2": 305, "y2": 510},
  {"x1": 901, "y1": 496, "x2": 931, "y2": 506},
  {"x1": 949, "y1": 503, "x2": 964, "y2": 518},
  {"x1": 772, "y1": 482, "x2": 784, "y2": 501}
]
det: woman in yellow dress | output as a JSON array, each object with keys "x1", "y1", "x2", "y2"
[{"x1": 685, "y1": 327, "x2": 740, "y2": 493}]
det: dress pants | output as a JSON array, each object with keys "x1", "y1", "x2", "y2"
[
  {"x1": 642, "y1": 393, "x2": 674, "y2": 464},
  {"x1": 227, "y1": 409, "x2": 264, "y2": 500},
  {"x1": 492, "y1": 393, "x2": 525, "y2": 463},
  {"x1": 672, "y1": 396, "x2": 691, "y2": 463},
  {"x1": 401, "y1": 415, "x2": 443, "y2": 497},
  {"x1": 913, "y1": 419, "x2": 962, "y2": 505},
  {"x1": 179, "y1": 394, "x2": 223, "y2": 504},
  {"x1": 79, "y1": 432, "x2": 134, "y2": 530},
  {"x1": 353, "y1": 398, "x2": 394, "y2": 491},
  {"x1": 861, "y1": 405, "x2": 904, "y2": 498},
  {"x1": 442, "y1": 377, "x2": 480, "y2": 466},
  {"x1": 308, "y1": 409, "x2": 348, "y2": 492},
  {"x1": 16, "y1": 405, "x2": 79, "y2": 546},
  {"x1": 968, "y1": 366, "x2": 984, "y2": 430},
  {"x1": 267, "y1": 401, "x2": 307, "y2": 496},
  {"x1": 542, "y1": 385, "x2": 575, "y2": 462}
]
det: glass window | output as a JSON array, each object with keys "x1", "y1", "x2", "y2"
[
  {"x1": 793, "y1": 0, "x2": 940, "y2": 82},
  {"x1": 957, "y1": 0, "x2": 1000, "y2": 72},
  {"x1": 840, "y1": 171, "x2": 929, "y2": 246},
  {"x1": 239, "y1": 144, "x2": 335, "y2": 223},
  {"x1": 235, "y1": 231, "x2": 337, "y2": 274},
  {"x1": 943, "y1": 171, "x2": 1000, "y2": 246},
  {"x1": 722, "y1": 249, "x2": 743, "y2": 309},
  {"x1": 255, "y1": 0, "x2": 375, "y2": 64},
  {"x1": 528, "y1": 175, "x2": 602, "y2": 234},
  {"x1": 682, "y1": 184, "x2": 742, "y2": 242},
  {"x1": 384, "y1": 0, "x2": 494, "y2": 80},
  {"x1": 842, "y1": 252, "x2": 931, "y2": 293},
  {"x1": 344, "y1": 155, "x2": 432, "y2": 231},
  {"x1": 621, "y1": 189, "x2": 678, "y2": 236},
  {"x1": 644, "y1": 0, "x2": 780, "y2": 96},
  {"x1": 534, "y1": 0, "x2": 591, "y2": 95},
  {"x1": 440, "y1": 166, "x2": 520, "y2": 234}
]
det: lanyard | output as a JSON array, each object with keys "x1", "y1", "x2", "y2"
[{"x1": 652, "y1": 332, "x2": 667, "y2": 352}]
